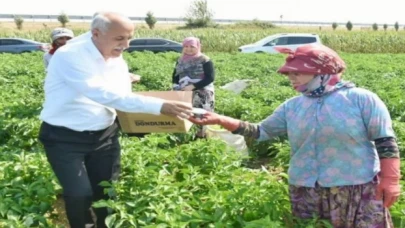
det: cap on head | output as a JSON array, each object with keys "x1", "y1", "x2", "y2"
[
  {"x1": 51, "y1": 28, "x2": 74, "y2": 41},
  {"x1": 277, "y1": 43, "x2": 346, "y2": 75}
]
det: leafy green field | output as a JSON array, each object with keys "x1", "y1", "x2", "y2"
[
  {"x1": 0, "y1": 51, "x2": 404, "y2": 227},
  {"x1": 2, "y1": 26, "x2": 405, "y2": 54}
]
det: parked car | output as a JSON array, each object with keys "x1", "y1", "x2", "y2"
[
  {"x1": 238, "y1": 33, "x2": 321, "y2": 54},
  {"x1": 126, "y1": 38, "x2": 183, "y2": 53},
  {"x1": 0, "y1": 38, "x2": 49, "y2": 54}
]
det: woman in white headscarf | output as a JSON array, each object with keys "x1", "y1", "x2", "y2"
[{"x1": 43, "y1": 27, "x2": 74, "y2": 68}]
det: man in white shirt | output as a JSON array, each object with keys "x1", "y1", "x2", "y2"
[
  {"x1": 68, "y1": 12, "x2": 140, "y2": 85},
  {"x1": 67, "y1": 30, "x2": 91, "y2": 45},
  {"x1": 38, "y1": 12, "x2": 192, "y2": 228},
  {"x1": 67, "y1": 12, "x2": 99, "y2": 45}
]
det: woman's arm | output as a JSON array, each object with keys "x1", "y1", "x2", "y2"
[
  {"x1": 193, "y1": 60, "x2": 215, "y2": 90},
  {"x1": 190, "y1": 102, "x2": 288, "y2": 142},
  {"x1": 172, "y1": 62, "x2": 180, "y2": 84}
]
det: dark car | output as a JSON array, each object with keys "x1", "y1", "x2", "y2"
[
  {"x1": 126, "y1": 38, "x2": 183, "y2": 53},
  {"x1": 0, "y1": 38, "x2": 49, "y2": 54}
]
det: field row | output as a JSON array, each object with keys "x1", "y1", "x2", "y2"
[
  {"x1": 2, "y1": 27, "x2": 405, "y2": 53},
  {"x1": 0, "y1": 52, "x2": 404, "y2": 227}
]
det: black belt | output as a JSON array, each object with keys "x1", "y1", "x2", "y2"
[{"x1": 44, "y1": 122, "x2": 111, "y2": 135}]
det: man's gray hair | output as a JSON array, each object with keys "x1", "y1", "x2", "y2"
[
  {"x1": 92, "y1": 12, "x2": 101, "y2": 18},
  {"x1": 91, "y1": 14, "x2": 111, "y2": 34}
]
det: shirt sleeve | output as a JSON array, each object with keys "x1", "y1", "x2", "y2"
[
  {"x1": 193, "y1": 60, "x2": 215, "y2": 90},
  {"x1": 172, "y1": 61, "x2": 179, "y2": 84},
  {"x1": 257, "y1": 102, "x2": 288, "y2": 141},
  {"x1": 374, "y1": 137, "x2": 400, "y2": 159},
  {"x1": 43, "y1": 53, "x2": 49, "y2": 69},
  {"x1": 52, "y1": 51, "x2": 164, "y2": 115},
  {"x1": 358, "y1": 90, "x2": 396, "y2": 140}
]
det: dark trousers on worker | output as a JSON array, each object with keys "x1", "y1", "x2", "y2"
[{"x1": 38, "y1": 121, "x2": 121, "y2": 228}]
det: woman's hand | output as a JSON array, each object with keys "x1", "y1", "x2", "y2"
[
  {"x1": 189, "y1": 112, "x2": 241, "y2": 132},
  {"x1": 182, "y1": 85, "x2": 195, "y2": 91},
  {"x1": 129, "y1": 73, "x2": 141, "y2": 83},
  {"x1": 189, "y1": 112, "x2": 221, "y2": 125},
  {"x1": 376, "y1": 158, "x2": 401, "y2": 208}
]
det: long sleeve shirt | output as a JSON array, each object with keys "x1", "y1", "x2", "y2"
[
  {"x1": 257, "y1": 87, "x2": 395, "y2": 187},
  {"x1": 40, "y1": 35, "x2": 164, "y2": 131}
]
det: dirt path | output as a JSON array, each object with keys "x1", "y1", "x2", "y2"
[{"x1": 50, "y1": 196, "x2": 69, "y2": 227}]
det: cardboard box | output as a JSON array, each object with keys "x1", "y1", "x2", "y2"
[{"x1": 116, "y1": 91, "x2": 193, "y2": 133}]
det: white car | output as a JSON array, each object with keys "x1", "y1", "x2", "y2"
[{"x1": 238, "y1": 33, "x2": 321, "y2": 54}]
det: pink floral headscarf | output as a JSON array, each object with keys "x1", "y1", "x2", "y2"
[
  {"x1": 276, "y1": 44, "x2": 353, "y2": 97},
  {"x1": 276, "y1": 44, "x2": 346, "y2": 75},
  {"x1": 180, "y1": 37, "x2": 202, "y2": 62}
]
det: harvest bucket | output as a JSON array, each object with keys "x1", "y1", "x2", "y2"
[{"x1": 206, "y1": 125, "x2": 248, "y2": 156}]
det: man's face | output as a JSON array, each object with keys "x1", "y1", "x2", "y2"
[{"x1": 92, "y1": 21, "x2": 134, "y2": 59}]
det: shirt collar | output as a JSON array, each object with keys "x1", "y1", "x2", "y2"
[
  {"x1": 83, "y1": 35, "x2": 105, "y2": 61},
  {"x1": 84, "y1": 36, "x2": 123, "y2": 63}
]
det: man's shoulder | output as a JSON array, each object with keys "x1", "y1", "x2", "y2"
[
  {"x1": 53, "y1": 41, "x2": 90, "y2": 62},
  {"x1": 67, "y1": 31, "x2": 91, "y2": 45},
  {"x1": 60, "y1": 41, "x2": 86, "y2": 53}
]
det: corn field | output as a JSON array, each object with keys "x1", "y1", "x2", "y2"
[{"x1": 2, "y1": 27, "x2": 405, "y2": 53}]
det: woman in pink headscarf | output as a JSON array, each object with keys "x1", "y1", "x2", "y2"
[
  {"x1": 172, "y1": 37, "x2": 216, "y2": 138},
  {"x1": 189, "y1": 43, "x2": 400, "y2": 227}
]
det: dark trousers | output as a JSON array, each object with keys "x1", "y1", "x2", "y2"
[{"x1": 38, "y1": 121, "x2": 121, "y2": 228}]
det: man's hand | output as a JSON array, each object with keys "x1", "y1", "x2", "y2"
[
  {"x1": 160, "y1": 101, "x2": 193, "y2": 119},
  {"x1": 129, "y1": 73, "x2": 141, "y2": 83}
]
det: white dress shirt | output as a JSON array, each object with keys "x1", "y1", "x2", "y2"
[
  {"x1": 67, "y1": 31, "x2": 92, "y2": 45},
  {"x1": 40, "y1": 36, "x2": 164, "y2": 131},
  {"x1": 43, "y1": 52, "x2": 52, "y2": 69}
]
